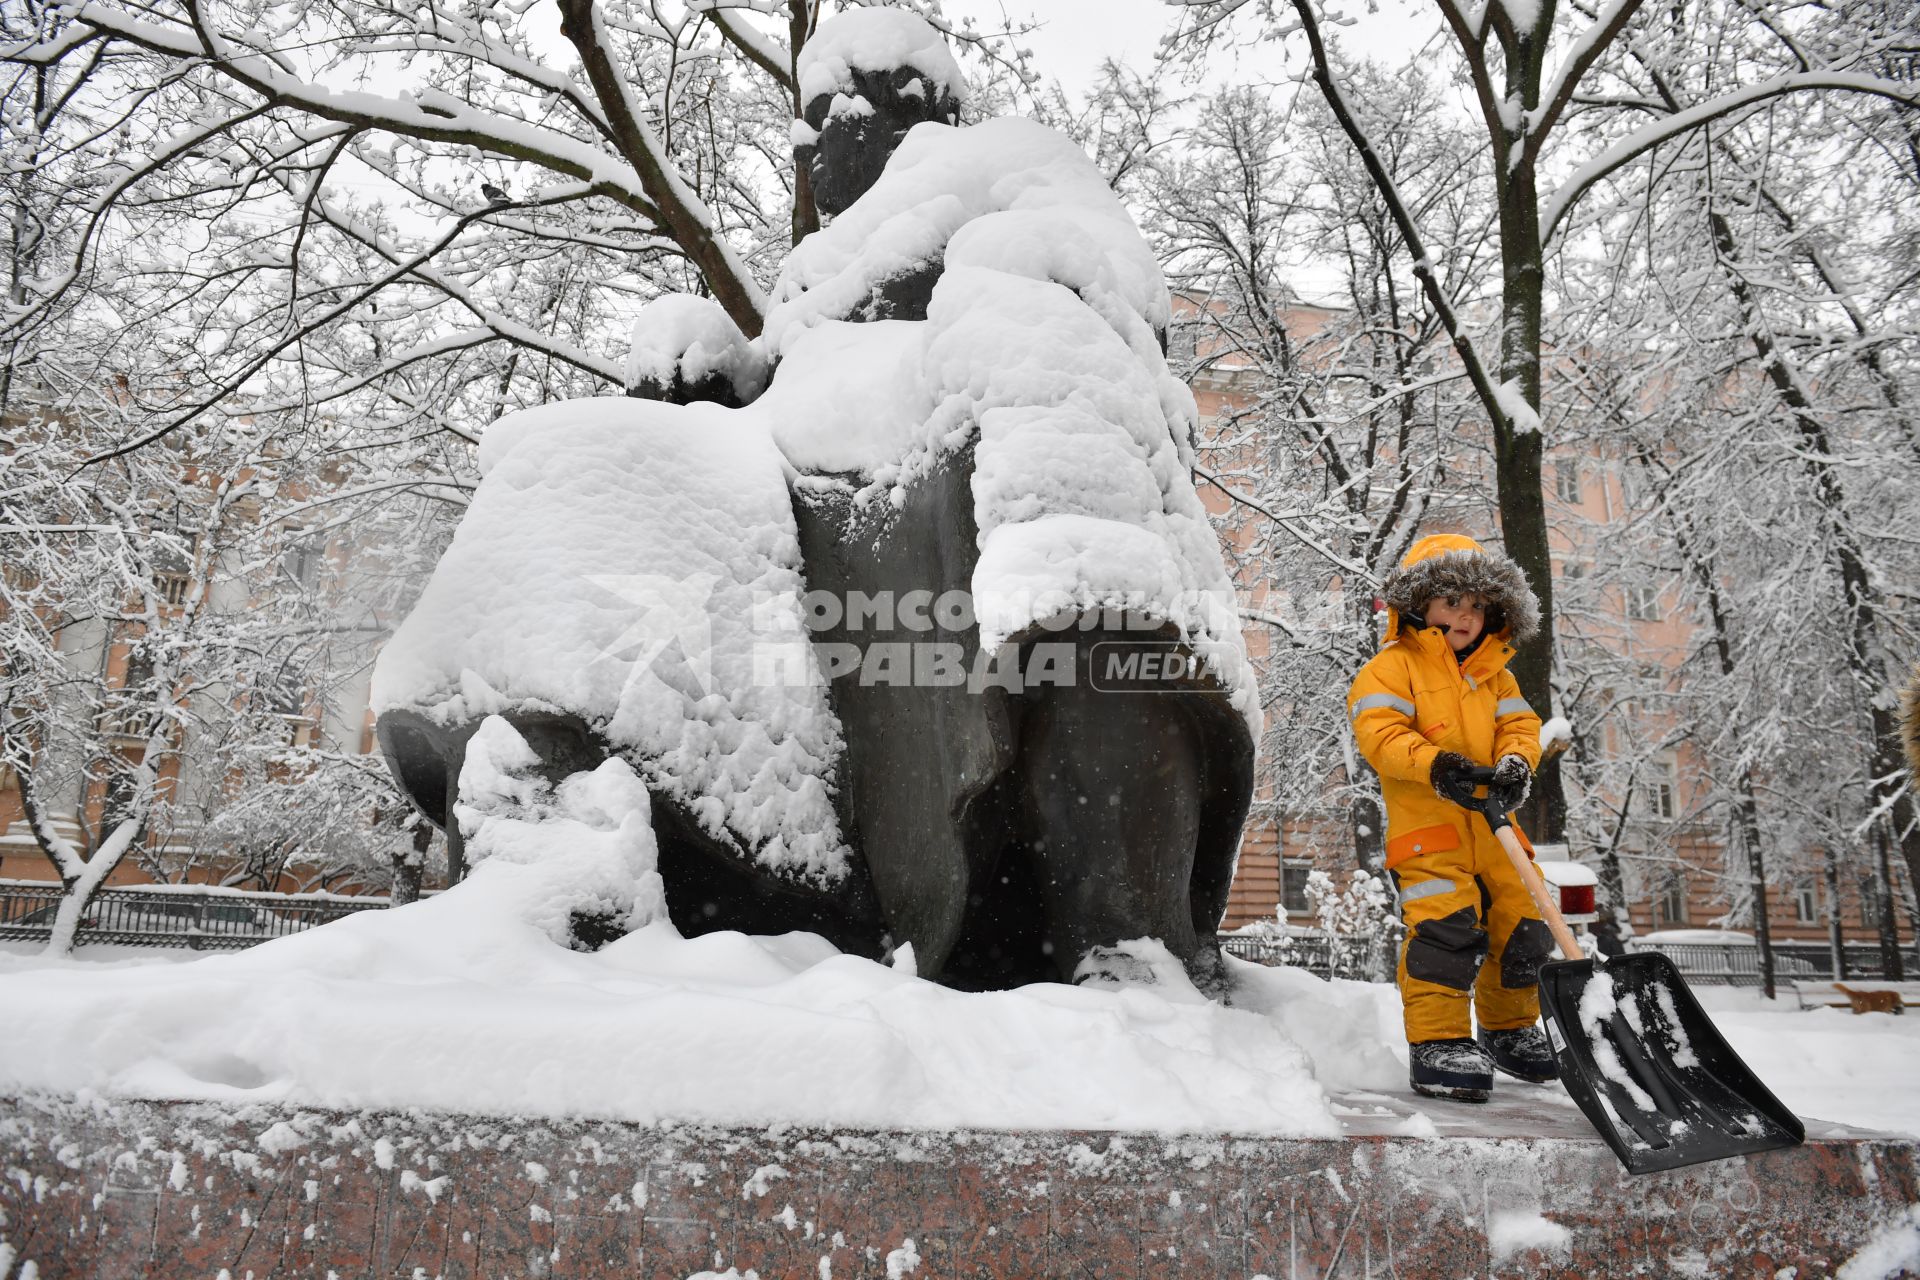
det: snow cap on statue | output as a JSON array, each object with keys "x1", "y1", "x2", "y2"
[{"x1": 794, "y1": 8, "x2": 966, "y2": 109}]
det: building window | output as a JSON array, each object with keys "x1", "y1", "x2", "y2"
[
  {"x1": 281, "y1": 531, "x2": 322, "y2": 587},
  {"x1": 101, "y1": 765, "x2": 140, "y2": 836},
  {"x1": 152, "y1": 535, "x2": 196, "y2": 607},
  {"x1": 262, "y1": 675, "x2": 306, "y2": 719},
  {"x1": 1554, "y1": 459, "x2": 1581, "y2": 504},
  {"x1": 1560, "y1": 560, "x2": 1587, "y2": 581},
  {"x1": 1793, "y1": 881, "x2": 1819, "y2": 924},
  {"x1": 1657, "y1": 875, "x2": 1689, "y2": 927},
  {"x1": 156, "y1": 572, "x2": 190, "y2": 606},
  {"x1": 107, "y1": 647, "x2": 159, "y2": 739},
  {"x1": 1646, "y1": 762, "x2": 1677, "y2": 821},
  {"x1": 1281, "y1": 864, "x2": 1312, "y2": 916},
  {"x1": 1625, "y1": 583, "x2": 1659, "y2": 622}
]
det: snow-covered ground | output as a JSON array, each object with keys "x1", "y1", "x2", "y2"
[
  {"x1": 2, "y1": 915, "x2": 1915, "y2": 1141},
  {"x1": 2, "y1": 730, "x2": 1909, "y2": 1141}
]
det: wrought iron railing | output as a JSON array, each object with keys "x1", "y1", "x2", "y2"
[
  {"x1": 1224, "y1": 931, "x2": 1916, "y2": 988},
  {"x1": 0, "y1": 880, "x2": 389, "y2": 950},
  {"x1": 10, "y1": 879, "x2": 1901, "y2": 980},
  {"x1": 1219, "y1": 932, "x2": 1397, "y2": 982},
  {"x1": 1627, "y1": 938, "x2": 1916, "y2": 985}
]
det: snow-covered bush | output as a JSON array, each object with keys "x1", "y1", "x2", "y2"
[{"x1": 1305, "y1": 868, "x2": 1401, "y2": 982}]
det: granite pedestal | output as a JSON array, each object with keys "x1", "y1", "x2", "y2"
[{"x1": 1, "y1": 1093, "x2": 1912, "y2": 1278}]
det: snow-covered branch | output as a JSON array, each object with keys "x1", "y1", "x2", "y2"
[{"x1": 1542, "y1": 72, "x2": 1920, "y2": 246}]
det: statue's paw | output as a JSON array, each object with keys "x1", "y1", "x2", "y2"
[
  {"x1": 1185, "y1": 939, "x2": 1233, "y2": 1005},
  {"x1": 1071, "y1": 943, "x2": 1162, "y2": 990},
  {"x1": 1073, "y1": 939, "x2": 1222, "y2": 1005},
  {"x1": 625, "y1": 295, "x2": 767, "y2": 407}
]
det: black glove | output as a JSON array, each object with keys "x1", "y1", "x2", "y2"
[
  {"x1": 1489, "y1": 753, "x2": 1533, "y2": 813},
  {"x1": 1429, "y1": 751, "x2": 1479, "y2": 807}
]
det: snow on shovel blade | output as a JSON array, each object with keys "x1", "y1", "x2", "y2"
[{"x1": 1538, "y1": 953, "x2": 1804, "y2": 1175}]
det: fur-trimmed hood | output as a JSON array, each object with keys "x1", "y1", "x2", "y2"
[
  {"x1": 1381, "y1": 533, "x2": 1541, "y2": 646},
  {"x1": 1902, "y1": 663, "x2": 1920, "y2": 789}
]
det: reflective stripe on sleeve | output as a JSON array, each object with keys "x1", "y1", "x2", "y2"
[
  {"x1": 1496, "y1": 696, "x2": 1533, "y2": 717},
  {"x1": 1350, "y1": 692, "x2": 1416, "y2": 720},
  {"x1": 1397, "y1": 878, "x2": 1457, "y2": 907}
]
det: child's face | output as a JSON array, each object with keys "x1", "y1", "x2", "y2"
[{"x1": 1425, "y1": 592, "x2": 1487, "y2": 652}]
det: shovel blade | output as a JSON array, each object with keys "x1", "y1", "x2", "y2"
[{"x1": 1538, "y1": 954, "x2": 1804, "y2": 1174}]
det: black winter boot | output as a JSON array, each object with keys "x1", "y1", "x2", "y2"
[
  {"x1": 1478, "y1": 1024, "x2": 1559, "y2": 1082},
  {"x1": 1408, "y1": 1037, "x2": 1494, "y2": 1101}
]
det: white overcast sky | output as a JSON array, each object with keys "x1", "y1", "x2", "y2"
[
  {"x1": 957, "y1": 0, "x2": 1449, "y2": 98},
  {"x1": 946, "y1": 0, "x2": 1456, "y2": 302}
]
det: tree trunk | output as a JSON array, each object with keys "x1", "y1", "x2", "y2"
[
  {"x1": 1349, "y1": 791, "x2": 1385, "y2": 872},
  {"x1": 1483, "y1": 12, "x2": 1565, "y2": 844},
  {"x1": 1347, "y1": 594, "x2": 1387, "y2": 872},
  {"x1": 1736, "y1": 779, "x2": 1776, "y2": 999},
  {"x1": 1704, "y1": 205, "x2": 1920, "y2": 925},
  {"x1": 1496, "y1": 421, "x2": 1563, "y2": 842},
  {"x1": 788, "y1": 0, "x2": 819, "y2": 245},
  {"x1": 1825, "y1": 843, "x2": 1847, "y2": 980},
  {"x1": 1660, "y1": 486, "x2": 1778, "y2": 998},
  {"x1": 1592, "y1": 787, "x2": 1634, "y2": 954},
  {"x1": 1873, "y1": 823, "x2": 1905, "y2": 980}
]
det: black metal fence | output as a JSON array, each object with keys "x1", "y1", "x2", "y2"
[
  {"x1": 6, "y1": 880, "x2": 1906, "y2": 980},
  {"x1": 1223, "y1": 930, "x2": 1915, "y2": 988},
  {"x1": 1220, "y1": 932, "x2": 1398, "y2": 982},
  {"x1": 1625, "y1": 939, "x2": 1916, "y2": 985},
  {"x1": 0, "y1": 880, "x2": 389, "y2": 950}
]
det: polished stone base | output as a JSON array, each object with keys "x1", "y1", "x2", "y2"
[{"x1": 1, "y1": 1093, "x2": 1913, "y2": 1278}]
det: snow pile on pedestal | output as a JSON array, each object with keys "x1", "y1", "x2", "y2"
[
  {"x1": 0, "y1": 795, "x2": 1341, "y2": 1135},
  {"x1": 10, "y1": 900, "x2": 1920, "y2": 1138},
  {"x1": 1488, "y1": 1210, "x2": 1574, "y2": 1264},
  {"x1": 793, "y1": 6, "x2": 966, "y2": 109},
  {"x1": 1837, "y1": 1204, "x2": 1920, "y2": 1280},
  {"x1": 370, "y1": 400, "x2": 848, "y2": 883},
  {"x1": 0, "y1": 723, "x2": 1340, "y2": 1134}
]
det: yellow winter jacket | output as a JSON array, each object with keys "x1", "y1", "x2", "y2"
[{"x1": 1348, "y1": 534, "x2": 1543, "y2": 870}]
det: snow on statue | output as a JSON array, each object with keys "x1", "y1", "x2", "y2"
[{"x1": 372, "y1": 7, "x2": 1258, "y2": 992}]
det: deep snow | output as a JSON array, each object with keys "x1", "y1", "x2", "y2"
[
  {"x1": 1, "y1": 903, "x2": 1914, "y2": 1141},
  {"x1": 0, "y1": 713, "x2": 1907, "y2": 1142}
]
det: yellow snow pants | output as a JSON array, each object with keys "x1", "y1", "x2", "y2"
[{"x1": 1391, "y1": 832, "x2": 1553, "y2": 1043}]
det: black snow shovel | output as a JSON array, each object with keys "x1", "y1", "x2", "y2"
[{"x1": 1468, "y1": 770, "x2": 1804, "y2": 1174}]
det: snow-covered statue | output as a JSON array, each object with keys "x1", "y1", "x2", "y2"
[{"x1": 371, "y1": 8, "x2": 1258, "y2": 991}]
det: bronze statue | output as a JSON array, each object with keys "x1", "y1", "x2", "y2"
[{"x1": 373, "y1": 9, "x2": 1255, "y2": 992}]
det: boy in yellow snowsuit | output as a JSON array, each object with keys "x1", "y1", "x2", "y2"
[{"x1": 1348, "y1": 534, "x2": 1556, "y2": 1101}]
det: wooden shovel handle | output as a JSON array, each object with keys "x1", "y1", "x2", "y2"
[{"x1": 1488, "y1": 818, "x2": 1586, "y2": 964}]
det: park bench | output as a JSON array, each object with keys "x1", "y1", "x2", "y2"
[{"x1": 1788, "y1": 980, "x2": 1920, "y2": 1014}]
